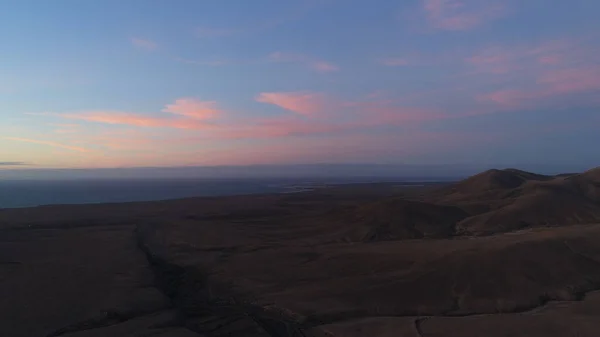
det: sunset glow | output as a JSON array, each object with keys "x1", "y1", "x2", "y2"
[{"x1": 1, "y1": 0, "x2": 599, "y2": 169}]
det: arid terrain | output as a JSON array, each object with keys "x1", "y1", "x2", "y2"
[{"x1": 1, "y1": 167, "x2": 600, "y2": 336}]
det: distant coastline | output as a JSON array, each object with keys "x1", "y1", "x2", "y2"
[{"x1": 0, "y1": 177, "x2": 454, "y2": 209}]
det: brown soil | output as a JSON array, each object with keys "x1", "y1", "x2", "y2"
[{"x1": 1, "y1": 167, "x2": 600, "y2": 336}]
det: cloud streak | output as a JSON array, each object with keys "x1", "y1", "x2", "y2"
[
  {"x1": 256, "y1": 92, "x2": 330, "y2": 116},
  {"x1": 5, "y1": 137, "x2": 88, "y2": 152},
  {"x1": 162, "y1": 98, "x2": 222, "y2": 120},
  {"x1": 58, "y1": 112, "x2": 215, "y2": 130},
  {"x1": 478, "y1": 65, "x2": 600, "y2": 109},
  {"x1": 470, "y1": 38, "x2": 600, "y2": 111},
  {"x1": 465, "y1": 39, "x2": 577, "y2": 74},
  {"x1": 53, "y1": 98, "x2": 222, "y2": 130},
  {"x1": 0, "y1": 161, "x2": 29, "y2": 166},
  {"x1": 423, "y1": 0, "x2": 505, "y2": 31}
]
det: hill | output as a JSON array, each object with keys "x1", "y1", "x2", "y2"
[
  {"x1": 434, "y1": 167, "x2": 600, "y2": 234},
  {"x1": 2, "y1": 168, "x2": 600, "y2": 337},
  {"x1": 583, "y1": 166, "x2": 600, "y2": 180},
  {"x1": 301, "y1": 166, "x2": 600, "y2": 240},
  {"x1": 452, "y1": 168, "x2": 551, "y2": 194},
  {"x1": 339, "y1": 199, "x2": 469, "y2": 241}
]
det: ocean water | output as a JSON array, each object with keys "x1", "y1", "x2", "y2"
[{"x1": 0, "y1": 177, "x2": 434, "y2": 209}]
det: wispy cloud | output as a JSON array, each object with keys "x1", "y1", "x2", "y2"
[
  {"x1": 253, "y1": 91, "x2": 447, "y2": 134},
  {"x1": 478, "y1": 65, "x2": 600, "y2": 109},
  {"x1": 5, "y1": 137, "x2": 88, "y2": 152},
  {"x1": 538, "y1": 55, "x2": 562, "y2": 65},
  {"x1": 537, "y1": 67, "x2": 600, "y2": 94},
  {"x1": 0, "y1": 161, "x2": 29, "y2": 166},
  {"x1": 52, "y1": 98, "x2": 222, "y2": 130},
  {"x1": 58, "y1": 112, "x2": 214, "y2": 130},
  {"x1": 313, "y1": 61, "x2": 340, "y2": 72},
  {"x1": 465, "y1": 39, "x2": 579, "y2": 74},
  {"x1": 217, "y1": 118, "x2": 345, "y2": 139},
  {"x1": 422, "y1": 0, "x2": 506, "y2": 31},
  {"x1": 256, "y1": 92, "x2": 330, "y2": 116},
  {"x1": 469, "y1": 37, "x2": 600, "y2": 111},
  {"x1": 130, "y1": 37, "x2": 158, "y2": 51},
  {"x1": 50, "y1": 123, "x2": 80, "y2": 128},
  {"x1": 162, "y1": 98, "x2": 222, "y2": 120},
  {"x1": 50, "y1": 123, "x2": 80, "y2": 134},
  {"x1": 269, "y1": 52, "x2": 339, "y2": 73}
]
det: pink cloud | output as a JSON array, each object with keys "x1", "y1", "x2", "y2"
[
  {"x1": 466, "y1": 46, "x2": 515, "y2": 74},
  {"x1": 162, "y1": 98, "x2": 222, "y2": 120},
  {"x1": 185, "y1": 94, "x2": 450, "y2": 141},
  {"x1": 54, "y1": 129, "x2": 78, "y2": 134},
  {"x1": 50, "y1": 123, "x2": 80, "y2": 134},
  {"x1": 423, "y1": 0, "x2": 505, "y2": 31},
  {"x1": 477, "y1": 89, "x2": 533, "y2": 107},
  {"x1": 366, "y1": 90, "x2": 389, "y2": 99},
  {"x1": 5, "y1": 137, "x2": 88, "y2": 152},
  {"x1": 94, "y1": 137, "x2": 157, "y2": 151},
  {"x1": 130, "y1": 37, "x2": 157, "y2": 51},
  {"x1": 269, "y1": 52, "x2": 339, "y2": 73},
  {"x1": 537, "y1": 55, "x2": 562, "y2": 65},
  {"x1": 525, "y1": 39, "x2": 573, "y2": 57},
  {"x1": 465, "y1": 38, "x2": 591, "y2": 75},
  {"x1": 255, "y1": 92, "x2": 330, "y2": 116},
  {"x1": 50, "y1": 123, "x2": 80, "y2": 128},
  {"x1": 254, "y1": 93, "x2": 450, "y2": 134},
  {"x1": 59, "y1": 111, "x2": 213, "y2": 130},
  {"x1": 537, "y1": 67, "x2": 600, "y2": 94},
  {"x1": 478, "y1": 65, "x2": 600, "y2": 109},
  {"x1": 217, "y1": 118, "x2": 344, "y2": 139},
  {"x1": 178, "y1": 129, "x2": 505, "y2": 166},
  {"x1": 54, "y1": 98, "x2": 222, "y2": 130},
  {"x1": 312, "y1": 61, "x2": 339, "y2": 72}
]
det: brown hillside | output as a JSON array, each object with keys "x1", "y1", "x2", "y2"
[
  {"x1": 583, "y1": 166, "x2": 600, "y2": 180},
  {"x1": 503, "y1": 168, "x2": 553, "y2": 181},
  {"x1": 328, "y1": 166, "x2": 600, "y2": 239},
  {"x1": 340, "y1": 199, "x2": 469, "y2": 242},
  {"x1": 434, "y1": 169, "x2": 555, "y2": 207},
  {"x1": 444, "y1": 167, "x2": 600, "y2": 234},
  {"x1": 452, "y1": 169, "x2": 551, "y2": 194},
  {"x1": 3, "y1": 171, "x2": 600, "y2": 337}
]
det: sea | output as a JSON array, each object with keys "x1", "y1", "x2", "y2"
[{"x1": 0, "y1": 177, "x2": 449, "y2": 209}]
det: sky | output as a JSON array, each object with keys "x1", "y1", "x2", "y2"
[{"x1": 1, "y1": 0, "x2": 599, "y2": 172}]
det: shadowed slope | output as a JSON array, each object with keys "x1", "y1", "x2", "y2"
[
  {"x1": 339, "y1": 199, "x2": 469, "y2": 241},
  {"x1": 431, "y1": 167, "x2": 600, "y2": 234},
  {"x1": 452, "y1": 169, "x2": 551, "y2": 194}
]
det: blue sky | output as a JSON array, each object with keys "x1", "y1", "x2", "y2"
[{"x1": 1, "y1": 0, "x2": 599, "y2": 171}]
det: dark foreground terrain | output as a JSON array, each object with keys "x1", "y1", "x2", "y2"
[{"x1": 1, "y1": 167, "x2": 600, "y2": 336}]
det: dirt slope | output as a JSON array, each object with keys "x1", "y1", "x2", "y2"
[
  {"x1": 338, "y1": 199, "x2": 469, "y2": 241},
  {"x1": 430, "y1": 167, "x2": 600, "y2": 234}
]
